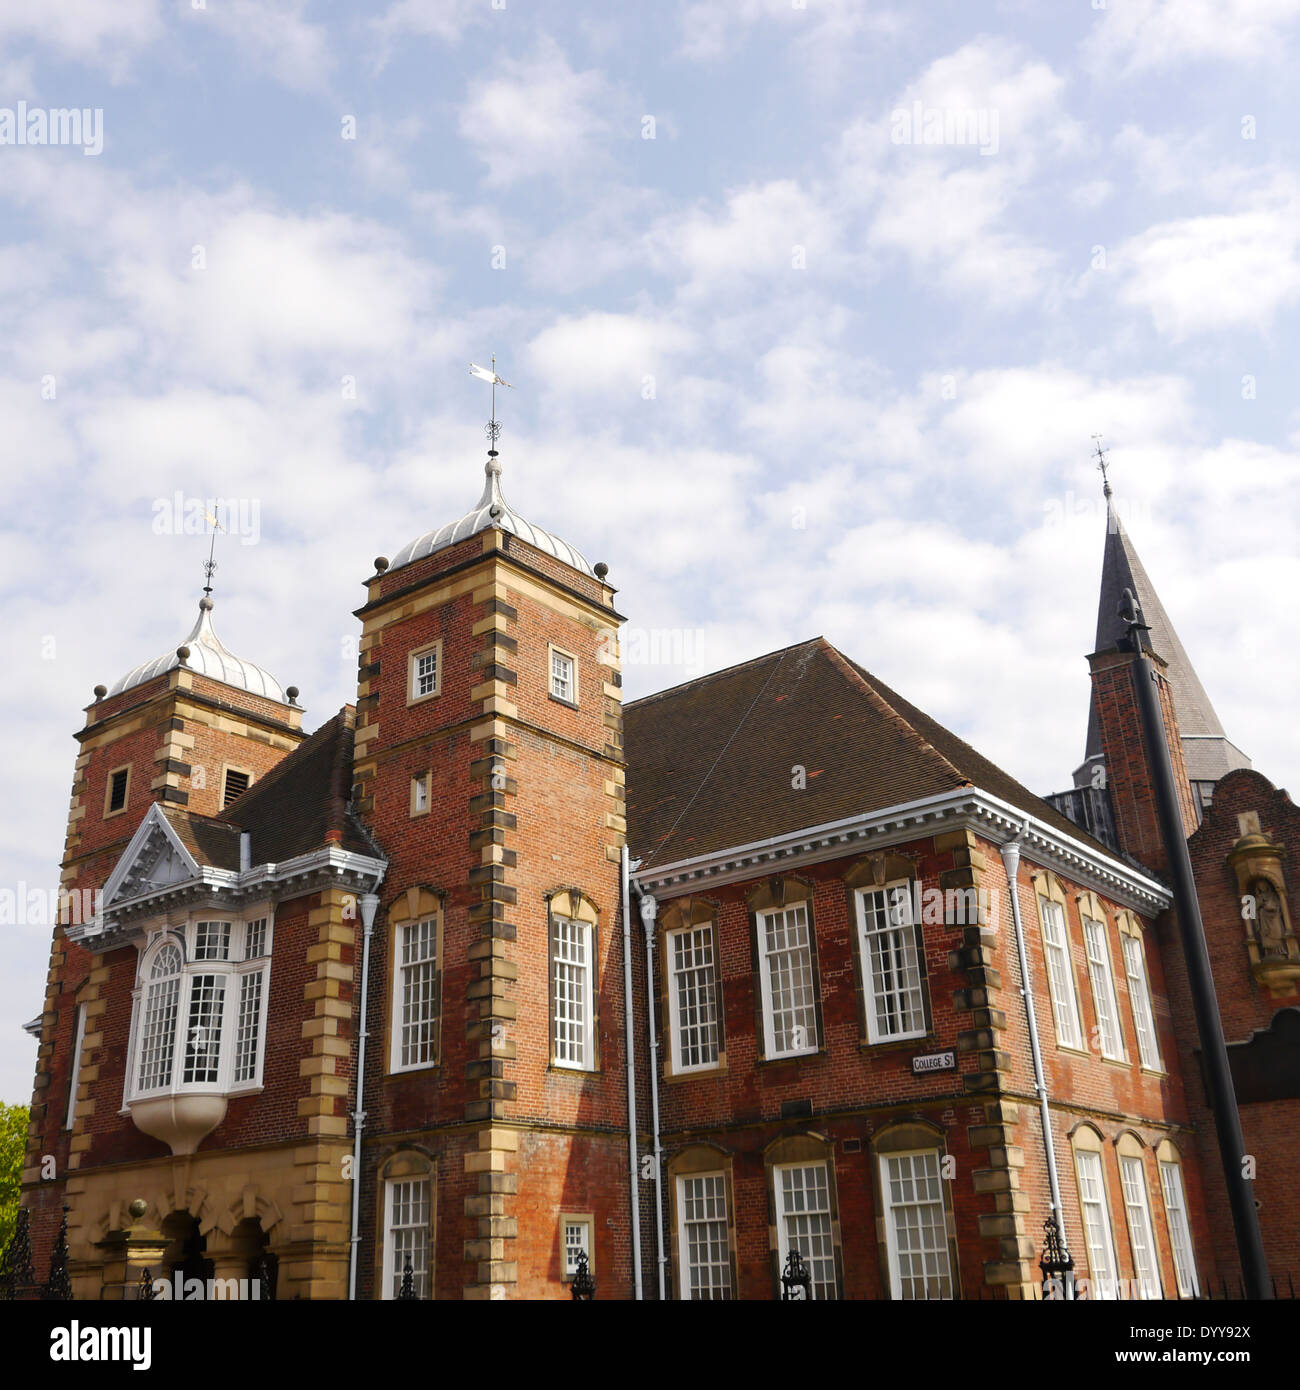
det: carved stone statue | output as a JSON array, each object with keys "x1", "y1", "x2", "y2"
[{"x1": 1252, "y1": 879, "x2": 1287, "y2": 959}]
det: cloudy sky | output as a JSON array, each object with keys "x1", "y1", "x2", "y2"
[{"x1": 2, "y1": 0, "x2": 1299, "y2": 1101}]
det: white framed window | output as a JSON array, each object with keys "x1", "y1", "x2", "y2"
[
  {"x1": 410, "y1": 773, "x2": 430, "y2": 817},
  {"x1": 552, "y1": 914, "x2": 594, "y2": 1070},
  {"x1": 1119, "y1": 1153, "x2": 1162, "y2": 1299},
  {"x1": 1038, "y1": 896, "x2": 1084, "y2": 1050},
  {"x1": 880, "y1": 1149, "x2": 954, "y2": 1300},
  {"x1": 383, "y1": 1178, "x2": 430, "y2": 1299},
  {"x1": 773, "y1": 1161, "x2": 837, "y2": 1300},
  {"x1": 1074, "y1": 1147, "x2": 1120, "y2": 1299},
  {"x1": 125, "y1": 915, "x2": 273, "y2": 1102},
  {"x1": 549, "y1": 645, "x2": 577, "y2": 704},
  {"x1": 667, "y1": 923, "x2": 720, "y2": 1073},
  {"x1": 561, "y1": 1216, "x2": 592, "y2": 1280},
  {"x1": 407, "y1": 640, "x2": 442, "y2": 703},
  {"x1": 65, "y1": 1003, "x2": 87, "y2": 1130},
  {"x1": 856, "y1": 883, "x2": 927, "y2": 1044},
  {"x1": 676, "y1": 1173, "x2": 732, "y2": 1300},
  {"x1": 1159, "y1": 1159, "x2": 1199, "y2": 1298},
  {"x1": 757, "y1": 903, "x2": 818, "y2": 1059},
  {"x1": 1081, "y1": 915, "x2": 1125, "y2": 1061},
  {"x1": 1122, "y1": 932, "x2": 1161, "y2": 1070},
  {"x1": 391, "y1": 918, "x2": 439, "y2": 1072}
]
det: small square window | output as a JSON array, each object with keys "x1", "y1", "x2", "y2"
[
  {"x1": 106, "y1": 767, "x2": 129, "y2": 816},
  {"x1": 408, "y1": 641, "x2": 443, "y2": 705},
  {"x1": 549, "y1": 648, "x2": 576, "y2": 704},
  {"x1": 561, "y1": 1216, "x2": 592, "y2": 1281}
]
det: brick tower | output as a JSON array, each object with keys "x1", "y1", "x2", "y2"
[
  {"x1": 352, "y1": 440, "x2": 631, "y2": 1299},
  {"x1": 24, "y1": 594, "x2": 303, "y2": 1272}
]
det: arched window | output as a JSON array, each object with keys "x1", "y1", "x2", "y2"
[
  {"x1": 1118, "y1": 913, "x2": 1162, "y2": 1071},
  {"x1": 127, "y1": 916, "x2": 273, "y2": 1101},
  {"x1": 1033, "y1": 872, "x2": 1084, "y2": 1052},
  {"x1": 871, "y1": 1121, "x2": 958, "y2": 1300},
  {"x1": 547, "y1": 889, "x2": 599, "y2": 1072},
  {"x1": 764, "y1": 1134, "x2": 841, "y2": 1300},
  {"x1": 748, "y1": 878, "x2": 822, "y2": 1061},
  {"x1": 1070, "y1": 1125, "x2": 1120, "y2": 1299},
  {"x1": 660, "y1": 898, "x2": 725, "y2": 1078},
  {"x1": 387, "y1": 887, "x2": 444, "y2": 1074},
  {"x1": 846, "y1": 855, "x2": 931, "y2": 1045},
  {"x1": 379, "y1": 1151, "x2": 435, "y2": 1299},
  {"x1": 1155, "y1": 1140, "x2": 1199, "y2": 1298},
  {"x1": 668, "y1": 1144, "x2": 736, "y2": 1300},
  {"x1": 1115, "y1": 1133, "x2": 1162, "y2": 1298}
]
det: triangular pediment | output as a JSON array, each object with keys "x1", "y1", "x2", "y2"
[{"x1": 102, "y1": 805, "x2": 203, "y2": 909}]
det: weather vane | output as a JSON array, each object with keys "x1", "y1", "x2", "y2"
[
  {"x1": 201, "y1": 507, "x2": 225, "y2": 596},
  {"x1": 469, "y1": 356, "x2": 513, "y2": 456},
  {"x1": 1091, "y1": 434, "x2": 1112, "y2": 498}
]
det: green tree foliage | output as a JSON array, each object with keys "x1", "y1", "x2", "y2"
[{"x1": 0, "y1": 1102, "x2": 29, "y2": 1255}]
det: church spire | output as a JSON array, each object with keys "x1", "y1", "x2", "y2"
[{"x1": 1074, "y1": 458, "x2": 1250, "y2": 794}]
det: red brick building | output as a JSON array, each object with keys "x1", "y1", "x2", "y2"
[{"x1": 13, "y1": 458, "x2": 1296, "y2": 1300}]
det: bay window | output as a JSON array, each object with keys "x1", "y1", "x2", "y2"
[{"x1": 126, "y1": 916, "x2": 272, "y2": 1101}]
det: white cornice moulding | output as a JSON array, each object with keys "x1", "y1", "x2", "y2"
[
  {"x1": 67, "y1": 844, "x2": 388, "y2": 947},
  {"x1": 630, "y1": 787, "x2": 1171, "y2": 916}
]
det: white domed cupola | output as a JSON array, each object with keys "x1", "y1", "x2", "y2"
[
  {"x1": 388, "y1": 456, "x2": 595, "y2": 579},
  {"x1": 107, "y1": 597, "x2": 288, "y2": 702}
]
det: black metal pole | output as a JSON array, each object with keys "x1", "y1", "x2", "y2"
[{"x1": 1120, "y1": 588, "x2": 1271, "y2": 1299}]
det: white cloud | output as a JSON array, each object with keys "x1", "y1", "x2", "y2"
[
  {"x1": 527, "y1": 311, "x2": 694, "y2": 399},
  {"x1": 678, "y1": 0, "x2": 901, "y2": 66},
  {"x1": 0, "y1": 0, "x2": 162, "y2": 77},
  {"x1": 648, "y1": 179, "x2": 838, "y2": 292},
  {"x1": 457, "y1": 38, "x2": 614, "y2": 187},
  {"x1": 1114, "y1": 182, "x2": 1300, "y2": 339},
  {"x1": 840, "y1": 40, "x2": 1080, "y2": 304},
  {"x1": 1083, "y1": 0, "x2": 1300, "y2": 75},
  {"x1": 373, "y1": 0, "x2": 482, "y2": 48},
  {"x1": 201, "y1": 0, "x2": 335, "y2": 95}
]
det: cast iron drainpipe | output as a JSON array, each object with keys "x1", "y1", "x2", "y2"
[
  {"x1": 634, "y1": 885, "x2": 668, "y2": 1300},
  {"x1": 622, "y1": 846, "x2": 644, "y2": 1299},
  {"x1": 1120, "y1": 586, "x2": 1270, "y2": 1299},
  {"x1": 348, "y1": 888, "x2": 383, "y2": 1300},
  {"x1": 999, "y1": 830, "x2": 1072, "y2": 1288}
]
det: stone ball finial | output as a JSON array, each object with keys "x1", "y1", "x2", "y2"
[
  {"x1": 93, "y1": 684, "x2": 107, "y2": 700},
  {"x1": 128, "y1": 1198, "x2": 148, "y2": 1221},
  {"x1": 198, "y1": 597, "x2": 214, "y2": 611},
  {"x1": 374, "y1": 557, "x2": 389, "y2": 573},
  {"x1": 176, "y1": 645, "x2": 191, "y2": 664},
  {"x1": 594, "y1": 561, "x2": 609, "y2": 580},
  {"x1": 286, "y1": 685, "x2": 300, "y2": 704}
]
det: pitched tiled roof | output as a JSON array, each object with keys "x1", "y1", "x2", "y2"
[
  {"x1": 624, "y1": 637, "x2": 1113, "y2": 870},
  {"x1": 162, "y1": 707, "x2": 374, "y2": 868},
  {"x1": 1083, "y1": 502, "x2": 1249, "y2": 783}
]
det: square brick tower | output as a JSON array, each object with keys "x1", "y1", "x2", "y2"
[
  {"x1": 352, "y1": 451, "x2": 631, "y2": 1299},
  {"x1": 25, "y1": 596, "x2": 303, "y2": 1274}
]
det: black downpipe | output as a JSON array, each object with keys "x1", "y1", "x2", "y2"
[{"x1": 1120, "y1": 586, "x2": 1271, "y2": 1299}]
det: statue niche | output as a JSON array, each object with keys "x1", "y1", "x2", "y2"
[{"x1": 1228, "y1": 830, "x2": 1300, "y2": 994}]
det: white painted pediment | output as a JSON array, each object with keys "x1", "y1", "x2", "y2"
[{"x1": 102, "y1": 805, "x2": 202, "y2": 908}]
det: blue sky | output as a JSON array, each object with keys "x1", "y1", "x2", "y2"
[{"x1": 2, "y1": 0, "x2": 1299, "y2": 1101}]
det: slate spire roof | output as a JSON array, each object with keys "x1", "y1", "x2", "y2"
[
  {"x1": 625, "y1": 637, "x2": 1111, "y2": 871},
  {"x1": 1077, "y1": 496, "x2": 1249, "y2": 786}
]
